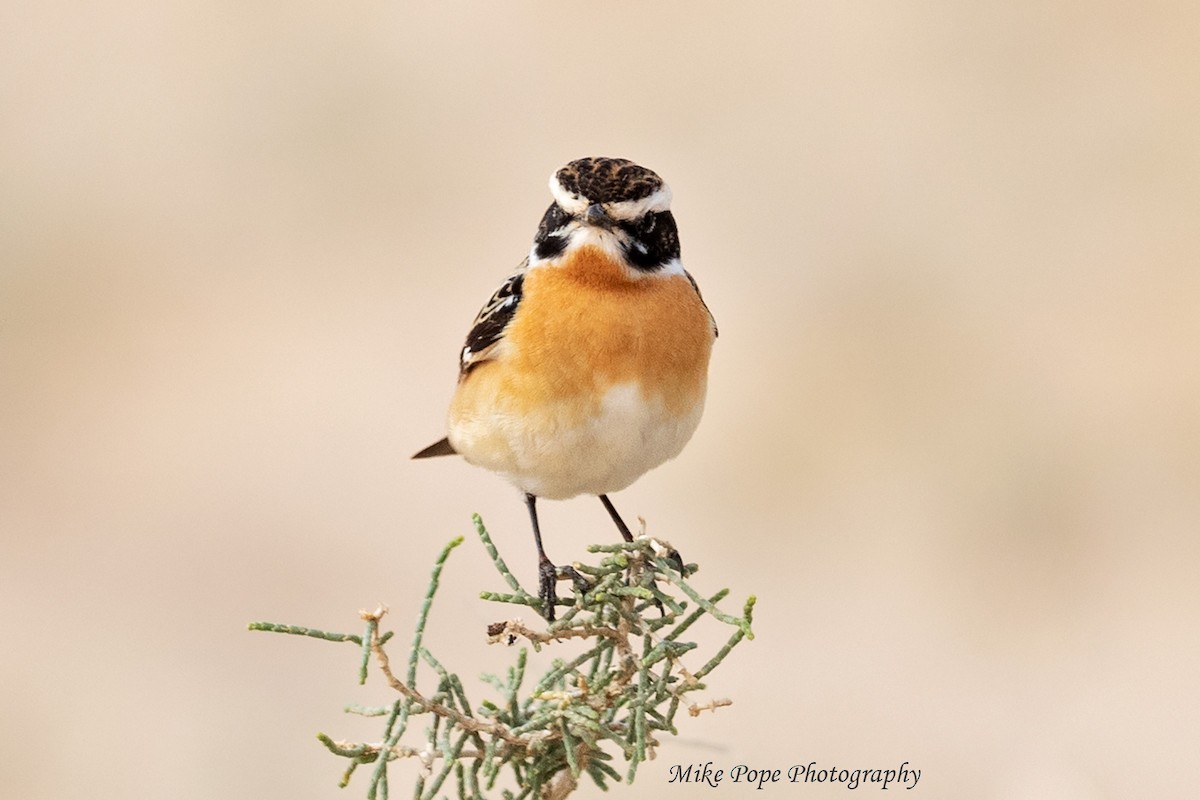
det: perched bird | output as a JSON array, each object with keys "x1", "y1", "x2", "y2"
[{"x1": 414, "y1": 157, "x2": 717, "y2": 620}]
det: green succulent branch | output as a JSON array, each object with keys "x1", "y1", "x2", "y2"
[{"x1": 249, "y1": 514, "x2": 755, "y2": 799}]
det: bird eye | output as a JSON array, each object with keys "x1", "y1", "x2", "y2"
[{"x1": 639, "y1": 214, "x2": 657, "y2": 235}]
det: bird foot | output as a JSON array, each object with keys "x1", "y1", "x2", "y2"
[
  {"x1": 642, "y1": 536, "x2": 686, "y2": 577},
  {"x1": 642, "y1": 541, "x2": 686, "y2": 617},
  {"x1": 537, "y1": 558, "x2": 559, "y2": 621},
  {"x1": 561, "y1": 564, "x2": 592, "y2": 597},
  {"x1": 537, "y1": 561, "x2": 594, "y2": 622}
]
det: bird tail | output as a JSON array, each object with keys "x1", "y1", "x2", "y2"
[{"x1": 412, "y1": 437, "x2": 457, "y2": 459}]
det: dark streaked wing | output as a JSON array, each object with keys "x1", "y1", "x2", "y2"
[
  {"x1": 460, "y1": 260, "x2": 528, "y2": 374},
  {"x1": 684, "y1": 269, "x2": 718, "y2": 338}
]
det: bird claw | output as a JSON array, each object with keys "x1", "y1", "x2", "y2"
[
  {"x1": 560, "y1": 564, "x2": 592, "y2": 596},
  {"x1": 644, "y1": 542, "x2": 685, "y2": 617},
  {"x1": 664, "y1": 547, "x2": 685, "y2": 576},
  {"x1": 537, "y1": 562, "x2": 595, "y2": 622},
  {"x1": 537, "y1": 558, "x2": 559, "y2": 622}
]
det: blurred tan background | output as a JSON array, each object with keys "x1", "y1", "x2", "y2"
[{"x1": 3, "y1": 2, "x2": 1198, "y2": 798}]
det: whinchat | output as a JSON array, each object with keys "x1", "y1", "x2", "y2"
[{"x1": 415, "y1": 157, "x2": 717, "y2": 620}]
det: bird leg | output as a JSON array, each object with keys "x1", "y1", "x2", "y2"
[
  {"x1": 596, "y1": 494, "x2": 686, "y2": 617},
  {"x1": 524, "y1": 493, "x2": 558, "y2": 620},
  {"x1": 598, "y1": 494, "x2": 684, "y2": 571},
  {"x1": 524, "y1": 493, "x2": 588, "y2": 621},
  {"x1": 598, "y1": 494, "x2": 634, "y2": 541}
]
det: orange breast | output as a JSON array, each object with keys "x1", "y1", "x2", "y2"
[{"x1": 496, "y1": 246, "x2": 714, "y2": 419}]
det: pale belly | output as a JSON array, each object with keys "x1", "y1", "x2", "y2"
[{"x1": 448, "y1": 380, "x2": 706, "y2": 500}]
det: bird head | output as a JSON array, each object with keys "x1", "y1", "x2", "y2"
[{"x1": 530, "y1": 157, "x2": 681, "y2": 274}]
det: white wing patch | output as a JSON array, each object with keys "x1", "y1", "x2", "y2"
[{"x1": 460, "y1": 259, "x2": 528, "y2": 374}]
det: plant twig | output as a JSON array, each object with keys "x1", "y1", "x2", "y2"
[{"x1": 251, "y1": 515, "x2": 754, "y2": 798}]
